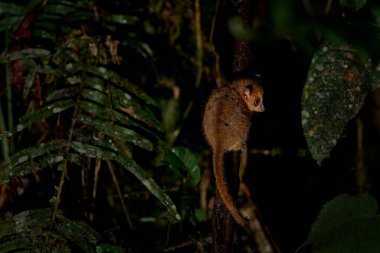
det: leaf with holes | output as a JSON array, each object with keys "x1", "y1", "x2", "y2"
[{"x1": 301, "y1": 43, "x2": 373, "y2": 164}]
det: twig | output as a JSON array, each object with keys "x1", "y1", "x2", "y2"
[
  {"x1": 92, "y1": 158, "x2": 101, "y2": 199},
  {"x1": 355, "y1": 118, "x2": 366, "y2": 192},
  {"x1": 199, "y1": 168, "x2": 211, "y2": 210},
  {"x1": 325, "y1": 0, "x2": 332, "y2": 14},
  {"x1": 50, "y1": 83, "x2": 83, "y2": 226},
  {"x1": 194, "y1": 0, "x2": 203, "y2": 89},
  {"x1": 107, "y1": 160, "x2": 135, "y2": 229},
  {"x1": 242, "y1": 183, "x2": 282, "y2": 253},
  {"x1": 162, "y1": 236, "x2": 212, "y2": 252},
  {"x1": 209, "y1": 0, "x2": 223, "y2": 87}
]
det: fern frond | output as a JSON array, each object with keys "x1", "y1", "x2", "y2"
[{"x1": 0, "y1": 208, "x2": 100, "y2": 253}]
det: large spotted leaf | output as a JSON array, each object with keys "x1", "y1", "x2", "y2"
[{"x1": 301, "y1": 43, "x2": 380, "y2": 164}]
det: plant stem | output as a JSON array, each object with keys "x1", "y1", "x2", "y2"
[
  {"x1": 50, "y1": 83, "x2": 83, "y2": 226},
  {"x1": 194, "y1": 0, "x2": 203, "y2": 89}
]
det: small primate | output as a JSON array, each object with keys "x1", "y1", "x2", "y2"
[{"x1": 203, "y1": 78, "x2": 264, "y2": 229}]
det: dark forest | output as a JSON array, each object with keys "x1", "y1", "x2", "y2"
[{"x1": 1, "y1": 0, "x2": 380, "y2": 252}]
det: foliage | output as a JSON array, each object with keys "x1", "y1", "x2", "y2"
[
  {"x1": 0, "y1": 208, "x2": 100, "y2": 252},
  {"x1": 0, "y1": 0, "x2": 379, "y2": 252},
  {"x1": 301, "y1": 43, "x2": 380, "y2": 164},
  {"x1": 0, "y1": 0, "x2": 202, "y2": 251},
  {"x1": 268, "y1": 0, "x2": 380, "y2": 252},
  {"x1": 270, "y1": 0, "x2": 380, "y2": 164},
  {"x1": 296, "y1": 193, "x2": 380, "y2": 253}
]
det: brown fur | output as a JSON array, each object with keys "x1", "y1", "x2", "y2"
[{"x1": 203, "y1": 78, "x2": 264, "y2": 228}]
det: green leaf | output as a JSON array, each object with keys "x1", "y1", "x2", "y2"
[
  {"x1": 70, "y1": 141, "x2": 115, "y2": 160},
  {"x1": 69, "y1": 142, "x2": 181, "y2": 222},
  {"x1": 339, "y1": 0, "x2": 367, "y2": 11},
  {"x1": 170, "y1": 146, "x2": 201, "y2": 186},
  {"x1": 107, "y1": 14, "x2": 138, "y2": 25},
  {"x1": 23, "y1": 66, "x2": 38, "y2": 99},
  {"x1": 301, "y1": 43, "x2": 372, "y2": 164},
  {"x1": 0, "y1": 16, "x2": 24, "y2": 32},
  {"x1": 96, "y1": 243, "x2": 124, "y2": 253},
  {"x1": 81, "y1": 75, "x2": 162, "y2": 131},
  {"x1": 34, "y1": 22, "x2": 58, "y2": 41},
  {"x1": 80, "y1": 100, "x2": 140, "y2": 128},
  {"x1": 296, "y1": 193, "x2": 380, "y2": 253},
  {"x1": 228, "y1": 15, "x2": 254, "y2": 41},
  {"x1": 4, "y1": 48, "x2": 51, "y2": 62},
  {"x1": 16, "y1": 99, "x2": 75, "y2": 133},
  {"x1": 121, "y1": 38, "x2": 154, "y2": 59},
  {"x1": 65, "y1": 10, "x2": 96, "y2": 23},
  {"x1": 85, "y1": 66, "x2": 158, "y2": 106},
  {"x1": 77, "y1": 114, "x2": 153, "y2": 151},
  {"x1": 0, "y1": 140, "x2": 66, "y2": 184},
  {"x1": 82, "y1": 88, "x2": 108, "y2": 106},
  {"x1": 194, "y1": 208, "x2": 207, "y2": 222},
  {"x1": 0, "y1": 208, "x2": 100, "y2": 253},
  {"x1": 54, "y1": 218, "x2": 99, "y2": 252},
  {"x1": 271, "y1": 0, "x2": 294, "y2": 34},
  {"x1": 0, "y1": 3, "x2": 26, "y2": 15},
  {"x1": 115, "y1": 153, "x2": 181, "y2": 223},
  {"x1": 45, "y1": 86, "x2": 80, "y2": 102},
  {"x1": 111, "y1": 86, "x2": 163, "y2": 131},
  {"x1": 42, "y1": 1, "x2": 78, "y2": 15}
]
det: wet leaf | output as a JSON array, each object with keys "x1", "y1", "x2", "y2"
[
  {"x1": 96, "y1": 243, "x2": 124, "y2": 253},
  {"x1": 2, "y1": 48, "x2": 50, "y2": 63},
  {"x1": 65, "y1": 10, "x2": 96, "y2": 23},
  {"x1": 42, "y1": 1, "x2": 78, "y2": 15},
  {"x1": 23, "y1": 66, "x2": 38, "y2": 99},
  {"x1": 19, "y1": 99, "x2": 74, "y2": 131},
  {"x1": 85, "y1": 66, "x2": 158, "y2": 106},
  {"x1": 83, "y1": 76, "x2": 106, "y2": 91},
  {"x1": 296, "y1": 193, "x2": 380, "y2": 253},
  {"x1": 69, "y1": 142, "x2": 181, "y2": 222},
  {"x1": 0, "y1": 3, "x2": 26, "y2": 15},
  {"x1": 70, "y1": 141, "x2": 116, "y2": 160},
  {"x1": 55, "y1": 218, "x2": 99, "y2": 252},
  {"x1": 111, "y1": 86, "x2": 163, "y2": 131},
  {"x1": 301, "y1": 43, "x2": 372, "y2": 164},
  {"x1": 80, "y1": 100, "x2": 140, "y2": 128},
  {"x1": 81, "y1": 72, "x2": 162, "y2": 131},
  {"x1": 115, "y1": 153, "x2": 181, "y2": 223},
  {"x1": 107, "y1": 14, "x2": 138, "y2": 25},
  {"x1": 45, "y1": 86, "x2": 80, "y2": 102},
  {"x1": 0, "y1": 140, "x2": 66, "y2": 184},
  {"x1": 121, "y1": 39, "x2": 154, "y2": 59},
  {"x1": 77, "y1": 114, "x2": 153, "y2": 150},
  {"x1": 0, "y1": 208, "x2": 99, "y2": 253},
  {"x1": 0, "y1": 16, "x2": 24, "y2": 32},
  {"x1": 82, "y1": 88, "x2": 108, "y2": 105},
  {"x1": 0, "y1": 154, "x2": 65, "y2": 184},
  {"x1": 172, "y1": 147, "x2": 201, "y2": 185},
  {"x1": 161, "y1": 147, "x2": 201, "y2": 186},
  {"x1": 339, "y1": 0, "x2": 367, "y2": 11},
  {"x1": 34, "y1": 22, "x2": 58, "y2": 41}
]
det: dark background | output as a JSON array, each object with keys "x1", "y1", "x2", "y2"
[{"x1": 1, "y1": 0, "x2": 380, "y2": 252}]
